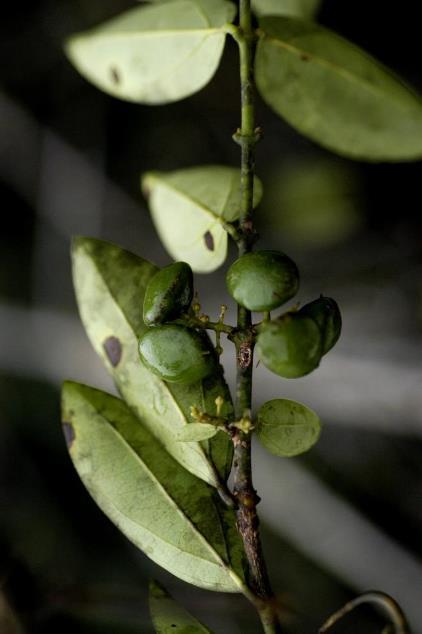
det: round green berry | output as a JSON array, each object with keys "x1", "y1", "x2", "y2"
[
  {"x1": 226, "y1": 250, "x2": 299, "y2": 312},
  {"x1": 139, "y1": 324, "x2": 215, "y2": 384},
  {"x1": 256, "y1": 313, "x2": 322, "y2": 378},
  {"x1": 143, "y1": 262, "x2": 193, "y2": 326},
  {"x1": 300, "y1": 296, "x2": 342, "y2": 355}
]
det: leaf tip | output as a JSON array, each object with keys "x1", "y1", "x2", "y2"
[
  {"x1": 141, "y1": 171, "x2": 158, "y2": 198},
  {"x1": 63, "y1": 33, "x2": 83, "y2": 66},
  {"x1": 149, "y1": 579, "x2": 167, "y2": 599}
]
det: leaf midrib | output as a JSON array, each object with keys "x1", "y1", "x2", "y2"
[
  {"x1": 93, "y1": 408, "x2": 236, "y2": 581},
  {"x1": 149, "y1": 175, "x2": 238, "y2": 225},
  {"x1": 79, "y1": 28, "x2": 225, "y2": 42}
]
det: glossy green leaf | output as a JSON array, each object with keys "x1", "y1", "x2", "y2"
[
  {"x1": 71, "y1": 237, "x2": 233, "y2": 487},
  {"x1": 65, "y1": 0, "x2": 236, "y2": 104},
  {"x1": 256, "y1": 17, "x2": 422, "y2": 161},
  {"x1": 62, "y1": 382, "x2": 245, "y2": 592},
  {"x1": 149, "y1": 580, "x2": 214, "y2": 633},
  {"x1": 177, "y1": 423, "x2": 219, "y2": 442},
  {"x1": 252, "y1": 0, "x2": 320, "y2": 19},
  {"x1": 142, "y1": 166, "x2": 263, "y2": 273},
  {"x1": 256, "y1": 398, "x2": 321, "y2": 457}
]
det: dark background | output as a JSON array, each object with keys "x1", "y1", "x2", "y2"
[{"x1": 1, "y1": 1, "x2": 422, "y2": 632}]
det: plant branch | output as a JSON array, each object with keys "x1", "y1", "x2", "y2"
[
  {"x1": 231, "y1": 2, "x2": 281, "y2": 632},
  {"x1": 319, "y1": 591, "x2": 411, "y2": 634}
]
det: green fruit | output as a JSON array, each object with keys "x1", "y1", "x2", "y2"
[
  {"x1": 300, "y1": 296, "x2": 342, "y2": 354},
  {"x1": 226, "y1": 250, "x2": 299, "y2": 312},
  {"x1": 143, "y1": 262, "x2": 193, "y2": 326},
  {"x1": 139, "y1": 324, "x2": 216, "y2": 384},
  {"x1": 256, "y1": 313, "x2": 322, "y2": 378}
]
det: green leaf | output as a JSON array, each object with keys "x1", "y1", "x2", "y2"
[
  {"x1": 256, "y1": 398, "x2": 321, "y2": 457},
  {"x1": 149, "y1": 580, "x2": 214, "y2": 633},
  {"x1": 71, "y1": 237, "x2": 233, "y2": 487},
  {"x1": 256, "y1": 17, "x2": 422, "y2": 161},
  {"x1": 142, "y1": 166, "x2": 263, "y2": 273},
  {"x1": 65, "y1": 0, "x2": 237, "y2": 104},
  {"x1": 177, "y1": 423, "x2": 219, "y2": 442},
  {"x1": 62, "y1": 382, "x2": 246, "y2": 592},
  {"x1": 252, "y1": 0, "x2": 320, "y2": 19}
]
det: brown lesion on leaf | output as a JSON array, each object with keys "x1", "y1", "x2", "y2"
[
  {"x1": 301, "y1": 53, "x2": 310, "y2": 61},
  {"x1": 110, "y1": 66, "x2": 121, "y2": 85},
  {"x1": 204, "y1": 231, "x2": 215, "y2": 251},
  {"x1": 103, "y1": 336, "x2": 122, "y2": 367},
  {"x1": 62, "y1": 421, "x2": 75, "y2": 449}
]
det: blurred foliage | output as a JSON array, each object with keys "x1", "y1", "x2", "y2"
[{"x1": 261, "y1": 158, "x2": 363, "y2": 248}]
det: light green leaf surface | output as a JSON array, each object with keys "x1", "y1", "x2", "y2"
[
  {"x1": 177, "y1": 423, "x2": 219, "y2": 442},
  {"x1": 72, "y1": 237, "x2": 233, "y2": 487},
  {"x1": 142, "y1": 166, "x2": 263, "y2": 273},
  {"x1": 149, "y1": 580, "x2": 214, "y2": 633},
  {"x1": 252, "y1": 0, "x2": 320, "y2": 19},
  {"x1": 256, "y1": 398, "x2": 321, "y2": 457},
  {"x1": 62, "y1": 383, "x2": 245, "y2": 592},
  {"x1": 256, "y1": 17, "x2": 422, "y2": 161},
  {"x1": 65, "y1": 0, "x2": 236, "y2": 104}
]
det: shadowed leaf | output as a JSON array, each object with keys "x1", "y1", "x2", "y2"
[
  {"x1": 149, "y1": 580, "x2": 214, "y2": 632},
  {"x1": 252, "y1": 0, "x2": 320, "y2": 19},
  {"x1": 256, "y1": 17, "x2": 422, "y2": 161}
]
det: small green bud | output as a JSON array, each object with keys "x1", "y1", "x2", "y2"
[
  {"x1": 143, "y1": 262, "x2": 193, "y2": 326},
  {"x1": 226, "y1": 250, "x2": 299, "y2": 312},
  {"x1": 256, "y1": 313, "x2": 322, "y2": 378},
  {"x1": 139, "y1": 324, "x2": 216, "y2": 384},
  {"x1": 300, "y1": 296, "x2": 342, "y2": 355}
]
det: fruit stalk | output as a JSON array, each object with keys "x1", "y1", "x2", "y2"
[{"x1": 232, "y1": 2, "x2": 281, "y2": 632}]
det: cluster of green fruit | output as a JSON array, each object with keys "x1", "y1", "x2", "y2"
[{"x1": 138, "y1": 251, "x2": 341, "y2": 383}]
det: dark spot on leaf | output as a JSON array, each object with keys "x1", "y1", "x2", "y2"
[
  {"x1": 103, "y1": 336, "x2": 122, "y2": 367},
  {"x1": 62, "y1": 422, "x2": 75, "y2": 449},
  {"x1": 204, "y1": 231, "x2": 214, "y2": 251},
  {"x1": 301, "y1": 53, "x2": 310, "y2": 61},
  {"x1": 110, "y1": 66, "x2": 121, "y2": 84}
]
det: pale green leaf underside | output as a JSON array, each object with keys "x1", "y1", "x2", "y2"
[
  {"x1": 256, "y1": 398, "x2": 321, "y2": 457},
  {"x1": 142, "y1": 166, "x2": 263, "y2": 273},
  {"x1": 256, "y1": 17, "x2": 422, "y2": 161},
  {"x1": 252, "y1": 0, "x2": 320, "y2": 19},
  {"x1": 71, "y1": 237, "x2": 233, "y2": 487},
  {"x1": 65, "y1": 0, "x2": 237, "y2": 104},
  {"x1": 177, "y1": 423, "x2": 219, "y2": 442},
  {"x1": 62, "y1": 383, "x2": 244, "y2": 592},
  {"x1": 149, "y1": 580, "x2": 214, "y2": 633}
]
